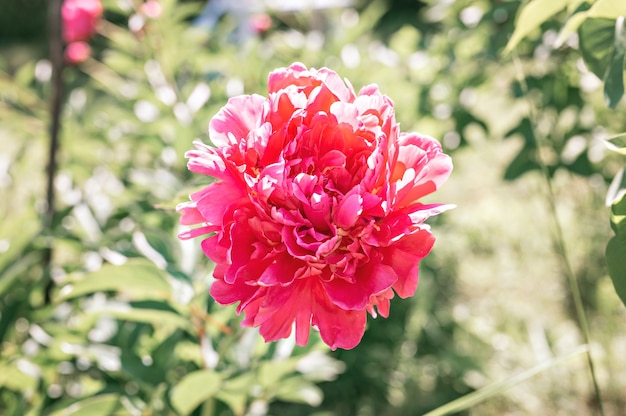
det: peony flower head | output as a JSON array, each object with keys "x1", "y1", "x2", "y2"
[
  {"x1": 178, "y1": 63, "x2": 453, "y2": 350},
  {"x1": 62, "y1": 0, "x2": 103, "y2": 43}
]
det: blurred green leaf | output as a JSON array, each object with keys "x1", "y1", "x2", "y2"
[
  {"x1": 170, "y1": 369, "x2": 223, "y2": 416},
  {"x1": 607, "y1": 174, "x2": 626, "y2": 309},
  {"x1": 587, "y1": 0, "x2": 626, "y2": 19},
  {"x1": 0, "y1": 71, "x2": 46, "y2": 115},
  {"x1": 504, "y1": 146, "x2": 539, "y2": 180},
  {"x1": 607, "y1": 166, "x2": 626, "y2": 213},
  {"x1": 102, "y1": 306, "x2": 194, "y2": 333},
  {"x1": 49, "y1": 394, "x2": 121, "y2": 416},
  {"x1": 605, "y1": 133, "x2": 626, "y2": 154},
  {"x1": 57, "y1": 258, "x2": 172, "y2": 302},
  {"x1": 555, "y1": 1, "x2": 591, "y2": 47},
  {"x1": 504, "y1": 0, "x2": 570, "y2": 53},
  {"x1": 0, "y1": 362, "x2": 39, "y2": 392},
  {"x1": 257, "y1": 358, "x2": 299, "y2": 387},
  {"x1": 274, "y1": 377, "x2": 323, "y2": 406},
  {"x1": 579, "y1": 18, "x2": 616, "y2": 79},
  {"x1": 215, "y1": 373, "x2": 255, "y2": 415},
  {"x1": 423, "y1": 345, "x2": 589, "y2": 416},
  {"x1": 603, "y1": 18, "x2": 626, "y2": 108},
  {"x1": 606, "y1": 236, "x2": 626, "y2": 306},
  {"x1": 610, "y1": 187, "x2": 626, "y2": 236}
]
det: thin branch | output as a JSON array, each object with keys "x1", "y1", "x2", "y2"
[{"x1": 44, "y1": 0, "x2": 64, "y2": 304}]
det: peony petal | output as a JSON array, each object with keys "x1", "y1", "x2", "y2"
[
  {"x1": 312, "y1": 294, "x2": 367, "y2": 350},
  {"x1": 176, "y1": 202, "x2": 205, "y2": 226},
  {"x1": 210, "y1": 277, "x2": 259, "y2": 307},
  {"x1": 177, "y1": 224, "x2": 218, "y2": 240},
  {"x1": 194, "y1": 182, "x2": 246, "y2": 226},
  {"x1": 384, "y1": 229, "x2": 435, "y2": 298},
  {"x1": 334, "y1": 193, "x2": 363, "y2": 229},
  {"x1": 209, "y1": 94, "x2": 266, "y2": 147},
  {"x1": 323, "y1": 260, "x2": 397, "y2": 310},
  {"x1": 267, "y1": 62, "x2": 310, "y2": 93},
  {"x1": 257, "y1": 253, "x2": 301, "y2": 286}
]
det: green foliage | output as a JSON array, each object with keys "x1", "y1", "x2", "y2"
[
  {"x1": 504, "y1": 0, "x2": 571, "y2": 54},
  {"x1": 170, "y1": 370, "x2": 222, "y2": 415},
  {"x1": 607, "y1": 164, "x2": 626, "y2": 306}
]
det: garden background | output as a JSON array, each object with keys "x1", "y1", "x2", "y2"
[{"x1": 1, "y1": 0, "x2": 626, "y2": 414}]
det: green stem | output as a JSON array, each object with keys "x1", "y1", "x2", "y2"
[
  {"x1": 44, "y1": 0, "x2": 64, "y2": 304},
  {"x1": 512, "y1": 54, "x2": 605, "y2": 415},
  {"x1": 424, "y1": 346, "x2": 589, "y2": 416}
]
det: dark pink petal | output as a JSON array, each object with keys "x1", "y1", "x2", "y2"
[
  {"x1": 210, "y1": 277, "x2": 259, "y2": 307},
  {"x1": 194, "y1": 182, "x2": 246, "y2": 226},
  {"x1": 258, "y1": 253, "x2": 301, "y2": 286},
  {"x1": 251, "y1": 279, "x2": 313, "y2": 343},
  {"x1": 312, "y1": 289, "x2": 367, "y2": 350},
  {"x1": 384, "y1": 229, "x2": 435, "y2": 298},
  {"x1": 334, "y1": 193, "x2": 363, "y2": 229},
  {"x1": 323, "y1": 260, "x2": 397, "y2": 310},
  {"x1": 200, "y1": 235, "x2": 228, "y2": 265}
]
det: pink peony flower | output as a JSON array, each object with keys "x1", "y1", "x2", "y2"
[
  {"x1": 64, "y1": 41, "x2": 91, "y2": 64},
  {"x1": 178, "y1": 63, "x2": 453, "y2": 350},
  {"x1": 62, "y1": 0, "x2": 103, "y2": 43}
]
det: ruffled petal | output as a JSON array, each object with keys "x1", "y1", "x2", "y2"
[
  {"x1": 323, "y1": 261, "x2": 397, "y2": 310},
  {"x1": 209, "y1": 94, "x2": 266, "y2": 147},
  {"x1": 384, "y1": 229, "x2": 435, "y2": 298}
]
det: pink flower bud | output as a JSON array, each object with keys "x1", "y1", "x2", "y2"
[
  {"x1": 62, "y1": 0, "x2": 103, "y2": 43},
  {"x1": 249, "y1": 14, "x2": 272, "y2": 34},
  {"x1": 140, "y1": 0, "x2": 163, "y2": 19},
  {"x1": 64, "y1": 41, "x2": 91, "y2": 64}
]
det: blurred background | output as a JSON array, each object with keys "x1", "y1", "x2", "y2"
[{"x1": 1, "y1": 0, "x2": 625, "y2": 415}]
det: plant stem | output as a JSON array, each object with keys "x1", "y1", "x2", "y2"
[
  {"x1": 512, "y1": 54, "x2": 605, "y2": 415},
  {"x1": 44, "y1": 0, "x2": 64, "y2": 304}
]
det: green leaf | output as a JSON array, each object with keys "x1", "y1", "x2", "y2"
[
  {"x1": 605, "y1": 133, "x2": 626, "y2": 154},
  {"x1": 274, "y1": 377, "x2": 323, "y2": 406},
  {"x1": 257, "y1": 358, "x2": 299, "y2": 387},
  {"x1": 57, "y1": 258, "x2": 172, "y2": 302},
  {"x1": 579, "y1": 18, "x2": 617, "y2": 78},
  {"x1": 504, "y1": 146, "x2": 539, "y2": 180},
  {"x1": 49, "y1": 394, "x2": 121, "y2": 416},
  {"x1": 606, "y1": 236, "x2": 626, "y2": 307},
  {"x1": 554, "y1": 1, "x2": 591, "y2": 47},
  {"x1": 610, "y1": 188, "x2": 626, "y2": 236},
  {"x1": 170, "y1": 370, "x2": 223, "y2": 416},
  {"x1": 0, "y1": 362, "x2": 39, "y2": 392},
  {"x1": 603, "y1": 17, "x2": 626, "y2": 108},
  {"x1": 587, "y1": 0, "x2": 626, "y2": 19},
  {"x1": 423, "y1": 346, "x2": 588, "y2": 416},
  {"x1": 101, "y1": 307, "x2": 194, "y2": 333},
  {"x1": 215, "y1": 373, "x2": 256, "y2": 415},
  {"x1": 504, "y1": 0, "x2": 571, "y2": 54},
  {"x1": 606, "y1": 166, "x2": 626, "y2": 208}
]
